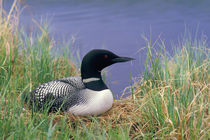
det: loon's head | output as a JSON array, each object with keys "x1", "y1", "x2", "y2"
[{"x1": 81, "y1": 49, "x2": 134, "y2": 91}]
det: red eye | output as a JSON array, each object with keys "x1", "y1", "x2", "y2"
[{"x1": 104, "y1": 55, "x2": 108, "y2": 59}]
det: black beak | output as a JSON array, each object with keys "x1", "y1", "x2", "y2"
[{"x1": 112, "y1": 56, "x2": 135, "y2": 63}]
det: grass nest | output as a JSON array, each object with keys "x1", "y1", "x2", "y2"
[{"x1": 50, "y1": 96, "x2": 143, "y2": 132}]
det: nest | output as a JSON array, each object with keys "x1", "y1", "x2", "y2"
[{"x1": 51, "y1": 97, "x2": 143, "y2": 132}]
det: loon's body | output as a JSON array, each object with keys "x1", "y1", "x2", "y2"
[{"x1": 28, "y1": 49, "x2": 133, "y2": 116}]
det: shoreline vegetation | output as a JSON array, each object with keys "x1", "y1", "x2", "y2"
[{"x1": 0, "y1": 1, "x2": 209, "y2": 139}]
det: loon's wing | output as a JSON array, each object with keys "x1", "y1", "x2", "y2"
[{"x1": 28, "y1": 76, "x2": 85, "y2": 112}]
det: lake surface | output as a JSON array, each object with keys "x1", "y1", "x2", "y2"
[{"x1": 4, "y1": 0, "x2": 210, "y2": 98}]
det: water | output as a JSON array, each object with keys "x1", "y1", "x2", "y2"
[{"x1": 4, "y1": 0, "x2": 210, "y2": 98}]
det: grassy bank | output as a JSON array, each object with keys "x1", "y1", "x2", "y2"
[{"x1": 0, "y1": 1, "x2": 209, "y2": 139}]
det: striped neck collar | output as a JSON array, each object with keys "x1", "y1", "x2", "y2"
[{"x1": 82, "y1": 76, "x2": 108, "y2": 91}]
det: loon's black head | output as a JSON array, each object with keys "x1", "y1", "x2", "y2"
[{"x1": 81, "y1": 49, "x2": 134, "y2": 91}]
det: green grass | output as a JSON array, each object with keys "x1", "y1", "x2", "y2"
[
  {"x1": 133, "y1": 34, "x2": 209, "y2": 139},
  {"x1": 0, "y1": 1, "x2": 209, "y2": 139}
]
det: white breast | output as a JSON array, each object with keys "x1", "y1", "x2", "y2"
[{"x1": 68, "y1": 89, "x2": 113, "y2": 116}]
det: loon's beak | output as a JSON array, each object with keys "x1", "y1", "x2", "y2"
[{"x1": 112, "y1": 56, "x2": 135, "y2": 63}]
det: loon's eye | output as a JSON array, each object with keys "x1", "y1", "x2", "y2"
[{"x1": 104, "y1": 55, "x2": 108, "y2": 59}]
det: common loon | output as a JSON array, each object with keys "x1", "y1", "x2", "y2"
[{"x1": 28, "y1": 49, "x2": 134, "y2": 116}]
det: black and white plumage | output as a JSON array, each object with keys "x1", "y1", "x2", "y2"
[
  {"x1": 27, "y1": 49, "x2": 134, "y2": 116},
  {"x1": 29, "y1": 77, "x2": 85, "y2": 112}
]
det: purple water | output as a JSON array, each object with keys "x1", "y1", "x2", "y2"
[{"x1": 4, "y1": 0, "x2": 210, "y2": 98}]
